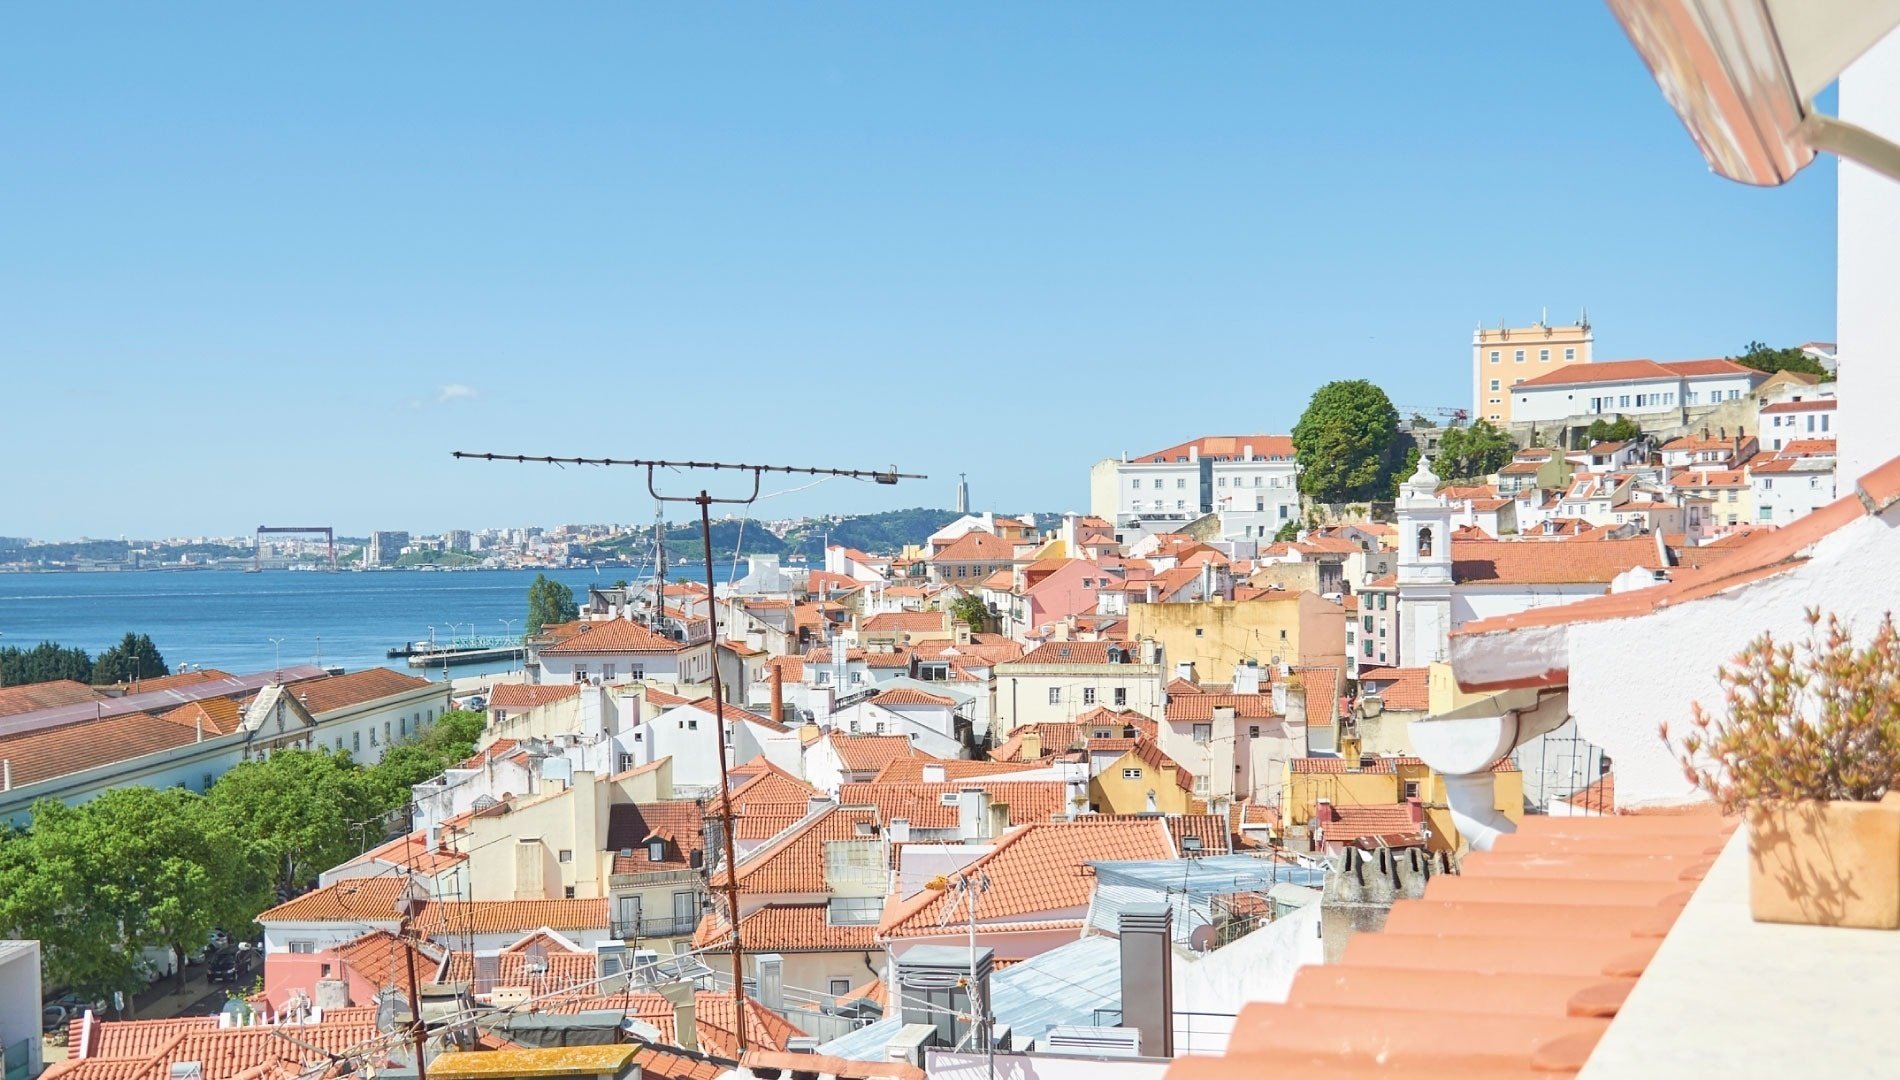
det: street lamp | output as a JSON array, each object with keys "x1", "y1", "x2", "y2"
[
  {"x1": 268, "y1": 637, "x2": 285, "y2": 683},
  {"x1": 448, "y1": 622, "x2": 464, "y2": 649}
]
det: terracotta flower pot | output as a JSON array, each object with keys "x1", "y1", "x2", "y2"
[{"x1": 1745, "y1": 792, "x2": 1900, "y2": 929}]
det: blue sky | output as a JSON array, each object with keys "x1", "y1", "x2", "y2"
[{"x1": 1, "y1": 4, "x2": 1836, "y2": 538}]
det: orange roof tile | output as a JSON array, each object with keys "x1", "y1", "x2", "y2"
[
  {"x1": 284, "y1": 667, "x2": 439, "y2": 714},
  {"x1": 715, "y1": 806, "x2": 879, "y2": 893},
  {"x1": 868, "y1": 687, "x2": 956, "y2": 707},
  {"x1": 1131, "y1": 435, "x2": 1294, "y2": 463},
  {"x1": 861, "y1": 610, "x2": 951, "y2": 633},
  {"x1": 693, "y1": 901, "x2": 878, "y2": 954},
  {"x1": 840, "y1": 779, "x2": 1072, "y2": 829},
  {"x1": 1452, "y1": 537, "x2": 1663, "y2": 585},
  {"x1": 441, "y1": 945, "x2": 597, "y2": 992},
  {"x1": 880, "y1": 819, "x2": 1175, "y2": 938},
  {"x1": 1165, "y1": 693, "x2": 1278, "y2": 722},
  {"x1": 870, "y1": 757, "x2": 1044, "y2": 783},
  {"x1": 1513, "y1": 357, "x2": 1754, "y2": 389},
  {"x1": 539, "y1": 617, "x2": 685, "y2": 655},
  {"x1": 411, "y1": 897, "x2": 609, "y2": 935},
  {"x1": 488, "y1": 683, "x2": 581, "y2": 710},
  {"x1": 333, "y1": 930, "x2": 448, "y2": 991},
  {"x1": 0, "y1": 709, "x2": 200, "y2": 787},
  {"x1": 607, "y1": 800, "x2": 707, "y2": 872},
  {"x1": 825, "y1": 732, "x2": 926, "y2": 772},
  {"x1": 1357, "y1": 666, "x2": 1430, "y2": 712},
  {"x1": 1166, "y1": 810, "x2": 1735, "y2": 1079},
  {"x1": 1008, "y1": 640, "x2": 1137, "y2": 665},
  {"x1": 931, "y1": 529, "x2": 1015, "y2": 563},
  {"x1": 0, "y1": 678, "x2": 105, "y2": 718}
]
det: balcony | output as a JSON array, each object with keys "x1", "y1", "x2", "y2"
[
  {"x1": 612, "y1": 914, "x2": 703, "y2": 940},
  {"x1": 607, "y1": 866, "x2": 705, "y2": 891}
]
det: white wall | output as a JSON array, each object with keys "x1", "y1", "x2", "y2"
[
  {"x1": 1837, "y1": 28, "x2": 1900, "y2": 482},
  {"x1": 1450, "y1": 583, "x2": 1612, "y2": 626}
]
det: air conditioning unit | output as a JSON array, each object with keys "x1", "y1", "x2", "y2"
[{"x1": 1043, "y1": 1025, "x2": 1142, "y2": 1058}]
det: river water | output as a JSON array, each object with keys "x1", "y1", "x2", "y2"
[{"x1": 0, "y1": 567, "x2": 734, "y2": 679}]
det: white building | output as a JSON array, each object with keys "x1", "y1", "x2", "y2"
[
  {"x1": 1760, "y1": 396, "x2": 1837, "y2": 450},
  {"x1": 1089, "y1": 435, "x2": 1299, "y2": 544},
  {"x1": 1751, "y1": 451, "x2": 1839, "y2": 525},
  {"x1": 534, "y1": 617, "x2": 713, "y2": 686},
  {"x1": 1510, "y1": 359, "x2": 1765, "y2": 424}
]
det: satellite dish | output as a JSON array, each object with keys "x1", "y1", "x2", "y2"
[{"x1": 1189, "y1": 925, "x2": 1218, "y2": 953}]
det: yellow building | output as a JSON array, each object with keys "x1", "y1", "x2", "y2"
[
  {"x1": 1090, "y1": 738, "x2": 1196, "y2": 814},
  {"x1": 1128, "y1": 592, "x2": 1345, "y2": 687},
  {"x1": 1474, "y1": 315, "x2": 1593, "y2": 425},
  {"x1": 1284, "y1": 753, "x2": 1523, "y2": 855}
]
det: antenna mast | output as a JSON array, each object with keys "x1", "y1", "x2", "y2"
[{"x1": 454, "y1": 451, "x2": 924, "y2": 1050}]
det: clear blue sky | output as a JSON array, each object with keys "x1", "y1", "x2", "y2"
[{"x1": 1, "y1": 3, "x2": 1836, "y2": 539}]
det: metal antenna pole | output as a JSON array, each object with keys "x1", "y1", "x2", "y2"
[{"x1": 452, "y1": 451, "x2": 924, "y2": 1054}]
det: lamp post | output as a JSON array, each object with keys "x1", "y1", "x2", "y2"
[{"x1": 268, "y1": 637, "x2": 285, "y2": 683}]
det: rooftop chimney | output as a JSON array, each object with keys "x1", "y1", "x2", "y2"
[
  {"x1": 1118, "y1": 904, "x2": 1174, "y2": 1058},
  {"x1": 957, "y1": 788, "x2": 993, "y2": 840},
  {"x1": 1232, "y1": 660, "x2": 1261, "y2": 696},
  {"x1": 1175, "y1": 661, "x2": 1197, "y2": 684},
  {"x1": 658, "y1": 981, "x2": 697, "y2": 1054},
  {"x1": 755, "y1": 953, "x2": 784, "y2": 1013},
  {"x1": 922, "y1": 762, "x2": 947, "y2": 784},
  {"x1": 770, "y1": 664, "x2": 785, "y2": 727}
]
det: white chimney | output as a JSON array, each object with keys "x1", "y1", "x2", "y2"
[
  {"x1": 1233, "y1": 661, "x2": 1261, "y2": 696},
  {"x1": 1175, "y1": 661, "x2": 1196, "y2": 683},
  {"x1": 957, "y1": 788, "x2": 992, "y2": 840},
  {"x1": 922, "y1": 762, "x2": 947, "y2": 784}
]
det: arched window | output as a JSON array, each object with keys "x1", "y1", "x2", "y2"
[{"x1": 1417, "y1": 527, "x2": 1434, "y2": 558}]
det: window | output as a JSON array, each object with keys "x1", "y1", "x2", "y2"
[
  {"x1": 1377, "y1": 593, "x2": 1388, "y2": 610},
  {"x1": 573, "y1": 664, "x2": 587, "y2": 678},
  {"x1": 289, "y1": 941, "x2": 316, "y2": 954},
  {"x1": 1619, "y1": 395, "x2": 1631, "y2": 407},
  {"x1": 1362, "y1": 615, "x2": 1373, "y2": 632},
  {"x1": 1192, "y1": 723, "x2": 1211, "y2": 744},
  {"x1": 1489, "y1": 379, "x2": 1500, "y2": 391},
  {"x1": 399, "y1": 715, "x2": 407, "y2": 737},
  {"x1": 1176, "y1": 499, "x2": 1186, "y2": 510},
  {"x1": 1279, "y1": 504, "x2": 1290, "y2": 519},
  {"x1": 850, "y1": 671, "x2": 862, "y2": 685},
  {"x1": 1249, "y1": 725, "x2": 1261, "y2": 738},
  {"x1": 1113, "y1": 687, "x2": 1127, "y2": 706},
  {"x1": 1083, "y1": 687, "x2": 1096, "y2": 705},
  {"x1": 1514, "y1": 349, "x2": 1525, "y2": 362},
  {"x1": 352, "y1": 731, "x2": 360, "y2": 753},
  {"x1": 564, "y1": 886, "x2": 576, "y2": 899},
  {"x1": 829, "y1": 978, "x2": 853, "y2": 998},
  {"x1": 939, "y1": 792, "x2": 960, "y2": 805},
  {"x1": 1048, "y1": 687, "x2": 1061, "y2": 705},
  {"x1": 816, "y1": 671, "x2": 830, "y2": 685},
  {"x1": 1132, "y1": 499, "x2": 1144, "y2": 511},
  {"x1": 1363, "y1": 639, "x2": 1374, "y2": 657},
  {"x1": 1489, "y1": 350, "x2": 1500, "y2": 362},
  {"x1": 1176, "y1": 478, "x2": 1186, "y2": 489},
  {"x1": 828, "y1": 897, "x2": 883, "y2": 925},
  {"x1": 1539, "y1": 348, "x2": 1549, "y2": 361},
  {"x1": 1122, "y1": 768, "x2": 1143, "y2": 780},
  {"x1": 602, "y1": 663, "x2": 616, "y2": 680},
  {"x1": 559, "y1": 849, "x2": 573, "y2": 863},
  {"x1": 1405, "y1": 780, "x2": 1421, "y2": 799},
  {"x1": 648, "y1": 839, "x2": 666, "y2": 862},
  {"x1": 384, "y1": 721, "x2": 391, "y2": 743},
  {"x1": 1217, "y1": 476, "x2": 1227, "y2": 487},
  {"x1": 1564, "y1": 347, "x2": 1575, "y2": 360}
]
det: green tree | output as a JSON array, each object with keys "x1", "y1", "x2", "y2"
[
  {"x1": 1729, "y1": 340, "x2": 1828, "y2": 377},
  {"x1": 1434, "y1": 419, "x2": 1516, "y2": 480},
  {"x1": 0, "y1": 641, "x2": 93, "y2": 686},
  {"x1": 1272, "y1": 519, "x2": 1301, "y2": 543},
  {"x1": 364, "y1": 709, "x2": 489, "y2": 812},
  {"x1": 1292, "y1": 380, "x2": 1405, "y2": 503},
  {"x1": 207, "y1": 749, "x2": 380, "y2": 897},
  {"x1": 948, "y1": 594, "x2": 988, "y2": 633},
  {"x1": 526, "y1": 574, "x2": 579, "y2": 637},
  {"x1": 91, "y1": 633, "x2": 169, "y2": 686},
  {"x1": 1586, "y1": 415, "x2": 1642, "y2": 444},
  {"x1": 0, "y1": 789, "x2": 267, "y2": 997}
]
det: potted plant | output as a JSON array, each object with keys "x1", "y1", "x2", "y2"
[{"x1": 1663, "y1": 609, "x2": 1900, "y2": 929}]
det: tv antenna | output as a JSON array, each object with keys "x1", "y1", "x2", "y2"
[{"x1": 454, "y1": 451, "x2": 924, "y2": 1049}]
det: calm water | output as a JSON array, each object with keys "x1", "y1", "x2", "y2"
[{"x1": 0, "y1": 567, "x2": 731, "y2": 678}]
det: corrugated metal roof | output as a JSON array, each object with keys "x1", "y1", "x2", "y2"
[
  {"x1": 0, "y1": 664, "x2": 328, "y2": 738},
  {"x1": 1084, "y1": 855, "x2": 1326, "y2": 943}
]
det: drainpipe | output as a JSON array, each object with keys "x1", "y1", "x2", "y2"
[
  {"x1": 1442, "y1": 770, "x2": 1518, "y2": 852},
  {"x1": 1409, "y1": 690, "x2": 1566, "y2": 853}
]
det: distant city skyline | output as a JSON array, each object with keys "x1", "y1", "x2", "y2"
[{"x1": 3, "y1": 4, "x2": 1835, "y2": 536}]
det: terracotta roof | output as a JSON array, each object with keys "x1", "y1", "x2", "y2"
[
  {"x1": 879, "y1": 819, "x2": 1175, "y2": 938},
  {"x1": 989, "y1": 722, "x2": 1085, "y2": 761},
  {"x1": 1167, "y1": 810, "x2": 1735, "y2": 1079},
  {"x1": 441, "y1": 945, "x2": 597, "y2": 992},
  {"x1": 607, "y1": 800, "x2": 707, "y2": 872},
  {"x1": 411, "y1": 897, "x2": 610, "y2": 935},
  {"x1": 0, "y1": 678, "x2": 106, "y2": 719},
  {"x1": 1323, "y1": 803, "x2": 1426, "y2": 845},
  {"x1": 870, "y1": 757, "x2": 1044, "y2": 783},
  {"x1": 1165, "y1": 693, "x2": 1278, "y2": 722},
  {"x1": 741, "y1": 1051, "x2": 921, "y2": 1080},
  {"x1": 714, "y1": 805, "x2": 880, "y2": 893},
  {"x1": 861, "y1": 611, "x2": 951, "y2": 633},
  {"x1": 712, "y1": 759, "x2": 818, "y2": 820},
  {"x1": 343, "y1": 830, "x2": 471, "y2": 876},
  {"x1": 153, "y1": 695, "x2": 245, "y2": 737},
  {"x1": 332, "y1": 929, "x2": 449, "y2": 991},
  {"x1": 931, "y1": 530, "x2": 1014, "y2": 563},
  {"x1": 824, "y1": 732, "x2": 925, "y2": 772},
  {"x1": 47, "y1": 1014, "x2": 382, "y2": 1080},
  {"x1": 284, "y1": 668, "x2": 438, "y2": 715},
  {"x1": 1564, "y1": 773, "x2": 1617, "y2": 814},
  {"x1": 839, "y1": 779, "x2": 1072, "y2": 829},
  {"x1": 1008, "y1": 641, "x2": 1138, "y2": 665},
  {"x1": 1116, "y1": 737, "x2": 1195, "y2": 792},
  {"x1": 1074, "y1": 705, "x2": 1159, "y2": 739},
  {"x1": 868, "y1": 687, "x2": 956, "y2": 707},
  {"x1": 1130, "y1": 435, "x2": 1294, "y2": 463},
  {"x1": 693, "y1": 901, "x2": 878, "y2": 954},
  {"x1": 544, "y1": 992, "x2": 800, "y2": 1059},
  {"x1": 0, "y1": 708, "x2": 203, "y2": 788},
  {"x1": 1358, "y1": 666, "x2": 1431, "y2": 712},
  {"x1": 1760, "y1": 398, "x2": 1836, "y2": 413},
  {"x1": 1778, "y1": 438, "x2": 1838, "y2": 456},
  {"x1": 488, "y1": 683, "x2": 581, "y2": 710},
  {"x1": 1452, "y1": 537, "x2": 1663, "y2": 585},
  {"x1": 539, "y1": 617, "x2": 685, "y2": 655},
  {"x1": 1512, "y1": 357, "x2": 1755, "y2": 389}
]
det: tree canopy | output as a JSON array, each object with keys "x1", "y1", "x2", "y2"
[
  {"x1": 1292, "y1": 380, "x2": 1405, "y2": 503},
  {"x1": 1730, "y1": 340, "x2": 1828, "y2": 378},
  {"x1": 1434, "y1": 420, "x2": 1516, "y2": 481},
  {"x1": 0, "y1": 788, "x2": 267, "y2": 997},
  {"x1": 207, "y1": 749, "x2": 381, "y2": 898},
  {"x1": 526, "y1": 574, "x2": 579, "y2": 637},
  {"x1": 361, "y1": 709, "x2": 488, "y2": 812},
  {"x1": 0, "y1": 641, "x2": 93, "y2": 686},
  {"x1": 91, "y1": 633, "x2": 170, "y2": 685},
  {"x1": 1586, "y1": 415, "x2": 1643, "y2": 444},
  {"x1": 948, "y1": 593, "x2": 988, "y2": 633}
]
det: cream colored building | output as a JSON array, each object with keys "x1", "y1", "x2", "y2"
[{"x1": 1473, "y1": 315, "x2": 1593, "y2": 425}]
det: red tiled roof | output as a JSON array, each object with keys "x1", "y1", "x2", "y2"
[
  {"x1": 869, "y1": 687, "x2": 956, "y2": 707},
  {"x1": 488, "y1": 682, "x2": 581, "y2": 710},
  {"x1": 1358, "y1": 666, "x2": 1430, "y2": 712},
  {"x1": 0, "y1": 706, "x2": 209, "y2": 788},
  {"x1": 861, "y1": 610, "x2": 951, "y2": 633},
  {"x1": 334, "y1": 930, "x2": 448, "y2": 991},
  {"x1": 1130, "y1": 435, "x2": 1294, "y2": 463},
  {"x1": 1324, "y1": 803, "x2": 1426, "y2": 845},
  {"x1": 693, "y1": 901, "x2": 878, "y2": 953},
  {"x1": 607, "y1": 800, "x2": 707, "y2": 872},
  {"x1": 0, "y1": 679, "x2": 105, "y2": 719},
  {"x1": 871, "y1": 757, "x2": 1044, "y2": 783},
  {"x1": 344, "y1": 830, "x2": 470, "y2": 876},
  {"x1": 544, "y1": 992, "x2": 801, "y2": 1059},
  {"x1": 879, "y1": 819, "x2": 1175, "y2": 938},
  {"x1": 839, "y1": 779, "x2": 1072, "y2": 829},
  {"x1": 287, "y1": 668, "x2": 439, "y2": 714},
  {"x1": 1167, "y1": 810, "x2": 1736, "y2": 1079},
  {"x1": 411, "y1": 897, "x2": 610, "y2": 935},
  {"x1": 1452, "y1": 537, "x2": 1663, "y2": 585},
  {"x1": 539, "y1": 617, "x2": 685, "y2": 655},
  {"x1": 258, "y1": 877, "x2": 412, "y2": 924},
  {"x1": 1512, "y1": 358, "x2": 1756, "y2": 389},
  {"x1": 1165, "y1": 693, "x2": 1278, "y2": 722},
  {"x1": 931, "y1": 530, "x2": 1014, "y2": 563},
  {"x1": 989, "y1": 722, "x2": 1085, "y2": 761},
  {"x1": 441, "y1": 945, "x2": 597, "y2": 992},
  {"x1": 1008, "y1": 640, "x2": 1138, "y2": 665},
  {"x1": 714, "y1": 806, "x2": 879, "y2": 893},
  {"x1": 825, "y1": 732, "x2": 926, "y2": 772},
  {"x1": 1760, "y1": 398, "x2": 1836, "y2": 413}
]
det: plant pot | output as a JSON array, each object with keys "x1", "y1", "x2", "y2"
[{"x1": 1745, "y1": 793, "x2": 1900, "y2": 929}]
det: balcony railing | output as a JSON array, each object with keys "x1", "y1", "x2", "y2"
[
  {"x1": 614, "y1": 914, "x2": 703, "y2": 940},
  {"x1": 607, "y1": 866, "x2": 705, "y2": 890}
]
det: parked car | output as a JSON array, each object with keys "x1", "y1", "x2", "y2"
[{"x1": 207, "y1": 948, "x2": 243, "y2": 984}]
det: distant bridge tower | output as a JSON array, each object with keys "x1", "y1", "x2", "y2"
[
  {"x1": 955, "y1": 473, "x2": 969, "y2": 514},
  {"x1": 255, "y1": 526, "x2": 337, "y2": 571}
]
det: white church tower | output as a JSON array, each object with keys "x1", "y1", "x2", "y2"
[{"x1": 1396, "y1": 456, "x2": 1454, "y2": 667}]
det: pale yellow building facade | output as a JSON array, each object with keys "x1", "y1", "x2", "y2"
[{"x1": 1474, "y1": 316, "x2": 1593, "y2": 425}]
